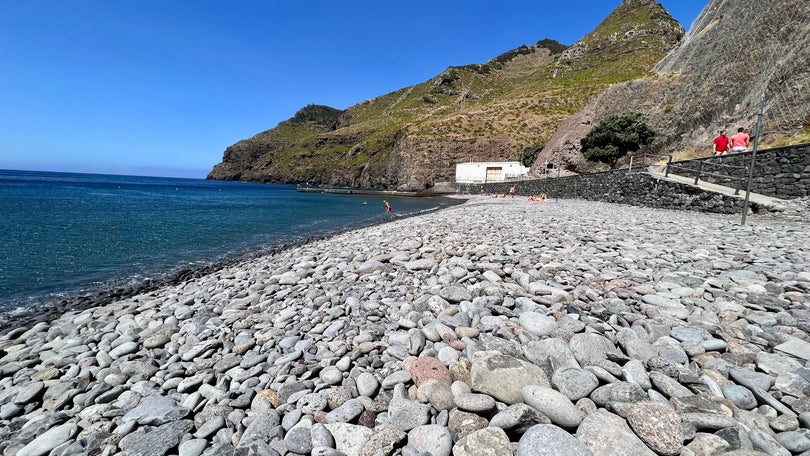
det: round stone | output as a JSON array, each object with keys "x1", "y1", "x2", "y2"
[
  {"x1": 419, "y1": 380, "x2": 455, "y2": 411},
  {"x1": 626, "y1": 402, "x2": 683, "y2": 456},
  {"x1": 356, "y1": 372, "x2": 380, "y2": 397},
  {"x1": 552, "y1": 368, "x2": 599, "y2": 401},
  {"x1": 721, "y1": 385, "x2": 757, "y2": 410},
  {"x1": 522, "y1": 385, "x2": 584, "y2": 429},
  {"x1": 325, "y1": 398, "x2": 364, "y2": 424},
  {"x1": 490, "y1": 403, "x2": 550, "y2": 433},
  {"x1": 518, "y1": 312, "x2": 558, "y2": 337},
  {"x1": 517, "y1": 424, "x2": 592, "y2": 456},
  {"x1": 454, "y1": 393, "x2": 496, "y2": 413},
  {"x1": 589, "y1": 382, "x2": 647, "y2": 407},
  {"x1": 775, "y1": 430, "x2": 810, "y2": 453},
  {"x1": 404, "y1": 356, "x2": 452, "y2": 386},
  {"x1": 577, "y1": 410, "x2": 657, "y2": 456},
  {"x1": 407, "y1": 424, "x2": 453, "y2": 456},
  {"x1": 448, "y1": 409, "x2": 489, "y2": 441},
  {"x1": 320, "y1": 366, "x2": 344, "y2": 385},
  {"x1": 296, "y1": 393, "x2": 328, "y2": 415},
  {"x1": 454, "y1": 427, "x2": 513, "y2": 456}
]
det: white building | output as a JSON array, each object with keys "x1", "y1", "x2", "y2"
[{"x1": 455, "y1": 161, "x2": 529, "y2": 184}]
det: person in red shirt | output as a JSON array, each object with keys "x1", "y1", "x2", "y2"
[
  {"x1": 713, "y1": 129, "x2": 730, "y2": 156},
  {"x1": 730, "y1": 127, "x2": 750, "y2": 153}
]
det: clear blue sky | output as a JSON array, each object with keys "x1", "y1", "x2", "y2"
[{"x1": 0, "y1": 1, "x2": 707, "y2": 178}]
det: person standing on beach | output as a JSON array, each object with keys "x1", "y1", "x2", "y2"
[
  {"x1": 713, "y1": 129, "x2": 730, "y2": 156},
  {"x1": 730, "y1": 127, "x2": 750, "y2": 153},
  {"x1": 383, "y1": 200, "x2": 391, "y2": 212},
  {"x1": 509, "y1": 185, "x2": 516, "y2": 198}
]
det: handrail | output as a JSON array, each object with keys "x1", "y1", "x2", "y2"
[
  {"x1": 663, "y1": 154, "x2": 750, "y2": 196},
  {"x1": 627, "y1": 153, "x2": 671, "y2": 173}
]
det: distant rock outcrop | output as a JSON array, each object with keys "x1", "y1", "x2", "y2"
[{"x1": 208, "y1": 105, "x2": 342, "y2": 182}]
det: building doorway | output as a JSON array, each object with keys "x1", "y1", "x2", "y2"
[{"x1": 485, "y1": 167, "x2": 503, "y2": 183}]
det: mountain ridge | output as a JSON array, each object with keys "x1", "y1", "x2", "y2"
[
  {"x1": 208, "y1": 0, "x2": 809, "y2": 190},
  {"x1": 535, "y1": 0, "x2": 810, "y2": 173}
]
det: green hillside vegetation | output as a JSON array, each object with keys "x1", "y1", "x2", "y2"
[
  {"x1": 208, "y1": 0, "x2": 685, "y2": 189},
  {"x1": 773, "y1": 123, "x2": 810, "y2": 147},
  {"x1": 559, "y1": 0, "x2": 680, "y2": 81}
]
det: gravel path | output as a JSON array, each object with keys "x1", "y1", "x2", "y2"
[{"x1": 1, "y1": 197, "x2": 808, "y2": 456}]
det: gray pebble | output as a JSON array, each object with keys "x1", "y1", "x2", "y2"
[
  {"x1": 356, "y1": 372, "x2": 380, "y2": 397},
  {"x1": 749, "y1": 429, "x2": 791, "y2": 456},
  {"x1": 522, "y1": 385, "x2": 584, "y2": 429},
  {"x1": 552, "y1": 368, "x2": 599, "y2": 401},
  {"x1": 517, "y1": 424, "x2": 592, "y2": 456},
  {"x1": 722, "y1": 385, "x2": 758, "y2": 410}
]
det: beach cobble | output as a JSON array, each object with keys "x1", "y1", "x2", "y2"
[{"x1": 0, "y1": 196, "x2": 808, "y2": 456}]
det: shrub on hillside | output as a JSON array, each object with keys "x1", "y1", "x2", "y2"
[
  {"x1": 520, "y1": 144, "x2": 544, "y2": 168},
  {"x1": 292, "y1": 104, "x2": 342, "y2": 127},
  {"x1": 492, "y1": 45, "x2": 534, "y2": 65},
  {"x1": 536, "y1": 38, "x2": 568, "y2": 54},
  {"x1": 580, "y1": 112, "x2": 655, "y2": 169}
]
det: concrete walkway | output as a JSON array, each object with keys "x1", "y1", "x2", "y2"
[{"x1": 646, "y1": 166, "x2": 791, "y2": 211}]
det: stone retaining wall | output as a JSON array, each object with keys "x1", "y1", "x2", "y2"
[
  {"x1": 463, "y1": 143, "x2": 808, "y2": 214},
  {"x1": 466, "y1": 172, "x2": 754, "y2": 215},
  {"x1": 665, "y1": 143, "x2": 810, "y2": 199}
]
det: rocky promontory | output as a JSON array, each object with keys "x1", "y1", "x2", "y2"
[{"x1": 1, "y1": 197, "x2": 808, "y2": 455}]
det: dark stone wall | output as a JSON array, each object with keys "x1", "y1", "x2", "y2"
[
  {"x1": 462, "y1": 143, "x2": 808, "y2": 214},
  {"x1": 467, "y1": 171, "x2": 755, "y2": 214},
  {"x1": 662, "y1": 143, "x2": 810, "y2": 199}
]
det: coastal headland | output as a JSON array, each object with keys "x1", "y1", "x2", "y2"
[{"x1": 1, "y1": 197, "x2": 808, "y2": 455}]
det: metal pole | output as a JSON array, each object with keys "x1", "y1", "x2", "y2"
[
  {"x1": 734, "y1": 165, "x2": 747, "y2": 196},
  {"x1": 741, "y1": 94, "x2": 765, "y2": 225},
  {"x1": 628, "y1": 155, "x2": 634, "y2": 173}
]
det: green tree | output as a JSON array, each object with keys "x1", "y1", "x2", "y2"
[
  {"x1": 520, "y1": 144, "x2": 544, "y2": 168},
  {"x1": 580, "y1": 112, "x2": 655, "y2": 169}
]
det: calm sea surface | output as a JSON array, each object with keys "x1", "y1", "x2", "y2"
[{"x1": 0, "y1": 169, "x2": 453, "y2": 315}]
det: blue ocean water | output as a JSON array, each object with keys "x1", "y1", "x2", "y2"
[{"x1": 0, "y1": 169, "x2": 452, "y2": 315}]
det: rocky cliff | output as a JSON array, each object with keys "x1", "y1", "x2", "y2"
[
  {"x1": 534, "y1": 0, "x2": 810, "y2": 174},
  {"x1": 209, "y1": 0, "x2": 808, "y2": 189}
]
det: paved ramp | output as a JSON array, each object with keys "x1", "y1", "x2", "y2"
[{"x1": 646, "y1": 166, "x2": 790, "y2": 211}]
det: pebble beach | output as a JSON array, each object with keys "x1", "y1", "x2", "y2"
[{"x1": 1, "y1": 196, "x2": 809, "y2": 456}]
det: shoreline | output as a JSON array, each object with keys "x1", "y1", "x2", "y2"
[
  {"x1": 0, "y1": 195, "x2": 467, "y2": 336},
  {"x1": 1, "y1": 197, "x2": 808, "y2": 455}
]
